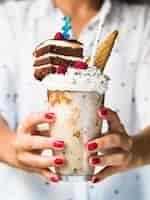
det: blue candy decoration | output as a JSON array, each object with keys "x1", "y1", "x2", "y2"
[
  {"x1": 62, "y1": 25, "x2": 71, "y2": 32},
  {"x1": 63, "y1": 32, "x2": 70, "y2": 40},
  {"x1": 62, "y1": 16, "x2": 72, "y2": 40}
]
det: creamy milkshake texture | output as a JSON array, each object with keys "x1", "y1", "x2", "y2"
[
  {"x1": 33, "y1": 23, "x2": 118, "y2": 179},
  {"x1": 48, "y1": 91, "x2": 103, "y2": 177}
]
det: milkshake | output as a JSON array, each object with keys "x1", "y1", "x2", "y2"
[
  {"x1": 47, "y1": 90, "x2": 103, "y2": 178},
  {"x1": 33, "y1": 31, "x2": 118, "y2": 180}
]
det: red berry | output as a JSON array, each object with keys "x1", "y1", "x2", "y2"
[
  {"x1": 74, "y1": 61, "x2": 88, "y2": 70},
  {"x1": 56, "y1": 65, "x2": 67, "y2": 74},
  {"x1": 54, "y1": 32, "x2": 64, "y2": 40}
]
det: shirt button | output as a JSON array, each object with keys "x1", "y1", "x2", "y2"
[
  {"x1": 114, "y1": 189, "x2": 119, "y2": 195},
  {"x1": 45, "y1": 182, "x2": 50, "y2": 186}
]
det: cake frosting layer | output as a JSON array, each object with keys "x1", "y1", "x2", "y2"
[
  {"x1": 37, "y1": 39, "x2": 83, "y2": 49},
  {"x1": 42, "y1": 67, "x2": 109, "y2": 95},
  {"x1": 33, "y1": 53, "x2": 84, "y2": 66},
  {"x1": 34, "y1": 45, "x2": 83, "y2": 58}
]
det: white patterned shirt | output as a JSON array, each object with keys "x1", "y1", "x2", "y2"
[{"x1": 0, "y1": 0, "x2": 150, "y2": 199}]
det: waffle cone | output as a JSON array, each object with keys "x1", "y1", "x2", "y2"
[
  {"x1": 86, "y1": 31, "x2": 118, "y2": 71},
  {"x1": 95, "y1": 30, "x2": 118, "y2": 70}
]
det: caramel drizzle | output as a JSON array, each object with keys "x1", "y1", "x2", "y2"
[{"x1": 48, "y1": 91, "x2": 71, "y2": 106}]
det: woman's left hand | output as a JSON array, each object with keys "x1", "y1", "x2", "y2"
[{"x1": 87, "y1": 108, "x2": 134, "y2": 184}]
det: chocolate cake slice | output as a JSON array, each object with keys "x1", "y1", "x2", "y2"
[
  {"x1": 34, "y1": 39, "x2": 83, "y2": 58},
  {"x1": 34, "y1": 65, "x2": 56, "y2": 81},
  {"x1": 33, "y1": 37, "x2": 87, "y2": 80},
  {"x1": 33, "y1": 53, "x2": 84, "y2": 67}
]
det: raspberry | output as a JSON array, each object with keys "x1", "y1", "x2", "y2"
[
  {"x1": 56, "y1": 65, "x2": 67, "y2": 74},
  {"x1": 74, "y1": 61, "x2": 88, "y2": 70},
  {"x1": 54, "y1": 32, "x2": 64, "y2": 40}
]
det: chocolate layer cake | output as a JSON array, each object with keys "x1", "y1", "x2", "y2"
[
  {"x1": 34, "y1": 65, "x2": 56, "y2": 81},
  {"x1": 34, "y1": 39, "x2": 83, "y2": 58},
  {"x1": 34, "y1": 55, "x2": 79, "y2": 67},
  {"x1": 34, "y1": 40, "x2": 83, "y2": 58},
  {"x1": 34, "y1": 38, "x2": 85, "y2": 80}
]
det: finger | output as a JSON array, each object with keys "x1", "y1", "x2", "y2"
[
  {"x1": 91, "y1": 166, "x2": 123, "y2": 184},
  {"x1": 89, "y1": 151, "x2": 132, "y2": 167},
  {"x1": 18, "y1": 112, "x2": 56, "y2": 133},
  {"x1": 87, "y1": 133, "x2": 133, "y2": 152},
  {"x1": 16, "y1": 161, "x2": 60, "y2": 183},
  {"x1": 98, "y1": 108, "x2": 126, "y2": 133},
  {"x1": 17, "y1": 152, "x2": 64, "y2": 168},
  {"x1": 32, "y1": 130, "x2": 50, "y2": 137},
  {"x1": 13, "y1": 134, "x2": 64, "y2": 151},
  {"x1": 40, "y1": 169, "x2": 60, "y2": 183},
  {"x1": 19, "y1": 165, "x2": 60, "y2": 183},
  {"x1": 33, "y1": 123, "x2": 51, "y2": 136}
]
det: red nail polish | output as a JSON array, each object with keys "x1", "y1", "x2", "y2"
[
  {"x1": 45, "y1": 112, "x2": 56, "y2": 120},
  {"x1": 90, "y1": 157, "x2": 101, "y2": 165},
  {"x1": 50, "y1": 176, "x2": 59, "y2": 183},
  {"x1": 92, "y1": 178, "x2": 99, "y2": 184},
  {"x1": 99, "y1": 108, "x2": 108, "y2": 116},
  {"x1": 87, "y1": 143, "x2": 98, "y2": 151},
  {"x1": 54, "y1": 158, "x2": 64, "y2": 165},
  {"x1": 53, "y1": 140, "x2": 64, "y2": 148}
]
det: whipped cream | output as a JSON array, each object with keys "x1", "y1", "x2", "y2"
[
  {"x1": 42, "y1": 67, "x2": 109, "y2": 95},
  {"x1": 36, "y1": 53, "x2": 84, "y2": 62},
  {"x1": 38, "y1": 39, "x2": 82, "y2": 50}
]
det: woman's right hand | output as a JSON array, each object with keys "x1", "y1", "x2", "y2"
[{"x1": 11, "y1": 112, "x2": 65, "y2": 183}]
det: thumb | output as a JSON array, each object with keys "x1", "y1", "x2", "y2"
[
  {"x1": 91, "y1": 166, "x2": 123, "y2": 183},
  {"x1": 98, "y1": 108, "x2": 126, "y2": 133}
]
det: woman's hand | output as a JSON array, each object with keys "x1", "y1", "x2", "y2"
[
  {"x1": 11, "y1": 112, "x2": 65, "y2": 183},
  {"x1": 87, "y1": 108, "x2": 134, "y2": 184}
]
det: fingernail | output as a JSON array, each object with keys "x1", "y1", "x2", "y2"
[
  {"x1": 90, "y1": 157, "x2": 101, "y2": 165},
  {"x1": 53, "y1": 140, "x2": 64, "y2": 148},
  {"x1": 92, "y1": 178, "x2": 99, "y2": 184},
  {"x1": 45, "y1": 112, "x2": 56, "y2": 120},
  {"x1": 50, "y1": 176, "x2": 59, "y2": 183},
  {"x1": 54, "y1": 158, "x2": 64, "y2": 165},
  {"x1": 98, "y1": 108, "x2": 108, "y2": 117},
  {"x1": 87, "y1": 142, "x2": 98, "y2": 151}
]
